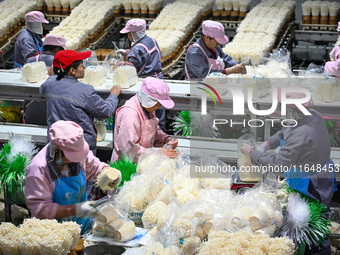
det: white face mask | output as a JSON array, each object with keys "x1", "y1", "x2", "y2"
[
  {"x1": 26, "y1": 22, "x2": 43, "y2": 35},
  {"x1": 137, "y1": 89, "x2": 158, "y2": 108},
  {"x1": 131, "y1": 31, "x2": 146, "y2": 42}
]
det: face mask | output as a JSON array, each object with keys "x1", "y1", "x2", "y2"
[
  {"x1": 138, "y1": 89, "x2": 158, "y2": 108},
  {"x1": 26, "y1": 22, "x2": 43, "y2": 35}
]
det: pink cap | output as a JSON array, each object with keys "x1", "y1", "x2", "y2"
[
  {"x1": 278, "y1": 87, "x2": 314, "y2": 111},
  {"x1": 25, "y1": 11, "x2": 49, "y2": 24},
  {"x1": 49, "y1": 120, "x2": 89, "y2": 162},
  {"x1": 141, "y1": 77, "x2": 174, "y2": 109},
  {"x1": 337, "y1": 21, "x2": 340, "y2": 32},
  {"x1": 202, "y1": 20, "x2": 228, "y2": 45},
  {"x1": 120, "y1": 19, "x2": 146, "y2": 33},
  {"x1": 44, "y1": 35, "x2": 66, "y2": 50}
]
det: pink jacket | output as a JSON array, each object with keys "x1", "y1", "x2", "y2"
[
  {"x1": 325, "y1": 46, "x2": 340, "y2": 79},
  {"x1": 111, "y1": 95, "x2": 170, "y2": 163},
  {"x1": 25, "y1": 145, "x2": 108, "y2": 219},
  {"x1": 325, "y1": 59, "x2": 340, "y2": 79}
]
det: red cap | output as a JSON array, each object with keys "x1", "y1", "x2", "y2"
[{"x1": 53, "y1": 50, "x2": 91, "y2": 70}]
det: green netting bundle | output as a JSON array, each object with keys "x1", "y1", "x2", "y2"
[
  {"x1": 109, "y1": 154, "x2": 137, "y2": 187},
  {"x1": 173, "y1": 111, "x2": 191, "y2": 136},
  {"x1": 0, "y1": 134, "x2": 38, "y2": 203},
  {"x1": 325, "y1": 120, "x2": 340, "y2": 147},
  {"x1": 105, "y1": 116, "x2": 114, "y2": 131},
  {"x1": 280, "y1": 187, "x2": 331, "y2": 255},
  {"x1": 173, "y1": 111, "x2": 219, "y2": 138}
]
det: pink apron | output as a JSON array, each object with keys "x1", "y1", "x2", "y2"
[
  {"x1": 111, "y1": 95, "x2": 158, "y2": 162},
  {"x1": 133, "y1": 38, "x2": 162, "y2": 78},
  {"x1": 35, "y1": 54, "x2": 51, "y2": 69},
  {"x1": 185, "y1": 43, "x2": 224, "y2": 80}
]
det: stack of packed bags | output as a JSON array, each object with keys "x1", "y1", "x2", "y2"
[
  {"x1": 41, "y1": 0, "x2": 83, "y2": 15},
  {"x1": 122, "y1": 0, "x2": 164, "y2": 18},
  {"x1": 213, "y1": 0, "x2": 252, "y2": 21},
  {"x1": 0, "y1": 0, "x2": 36, "y2": 48},
  {"x1": 223, "y1": 0, "x2": 296, "y2": 64},
  {"x1": 301, "y1": 0, "x2": 340, "y2": 27},
  {"x1": 47, "y1": 0, "x2": 123, "y2": 50},
  {"x1": 115, "y1": 150, "x2": 296, "y2": 255},
  {"x1": 146, "y1": 0, "x2": 214, "y2": 66}
]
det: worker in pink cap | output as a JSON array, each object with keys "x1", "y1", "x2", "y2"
[
  {"x1": 119, "y1": 18, "x2": 166, "y2": 132},
  {"x1": 25, "y1": 120, "x2": 122, "y2": 234},
  {"x1": 118, "y1": 18, "x2": 162, "y2": 79},
  {"x1": 24, "y1": 35, "x2": 67, "y2": 126},
  {"x1": 241, "y1": 88, "x2": 336, "y2": 255},
  {"x1": 324, "y1": 45, "x2": 340, "y2": 79},
  {"x1": 14, "y1": 11, "x2": 49, "y2": 68},
  {"x1": 26, "y1": 34, "x2": 66, "y2": 72},
  {"x1": 111, "y1": 77, "x2": 178, "y2": 163},
  {"x1": 185, "y1": 20, "x2": 245, "y2": 80}
]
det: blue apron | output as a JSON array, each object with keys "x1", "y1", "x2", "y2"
[
  {"x1": 33, "y1": 34, "x2": 44, "y2": 52},
  {"x1": 14, "y1": 34, "x2": 43, "y2": 68},
  {"x1": 52, "y1": 169, "x2": 90, "y2": 234},
  {"x1": 280, "y1": 138, "x2": 337, "y2": 198}
]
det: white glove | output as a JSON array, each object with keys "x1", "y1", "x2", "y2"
[
  {"x1": 239, "y1": 143, "x2": 254, "y2": 156},
  {"x1": 75, "y1": 201, "x2": 97, "y2": 218},
  {"x1": 258, "y1": 141, "x2": 270, "y2": 152},
  {"x1": 117, "y1": 49, "x2": 126, "y2": 55},
  {"x1": 108, "y1": 170, "x2": 122, "y2": 189}
]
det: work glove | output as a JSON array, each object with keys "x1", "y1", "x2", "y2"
[
  {"x1": 108, "y1": 169, "x2": 122, "y2": 189},
  {"x1": 117, "y1": 49, "x2": 126, "y2": 55},
  {"x1": 240, "y1": 144, "x2": 254, "y2": 156},
  {"x1": 258, "y1": 141, "x2": 270, "y2": 152},
  {"x1": 75, "y1": 201, "x2": 97, "y2": 218}
]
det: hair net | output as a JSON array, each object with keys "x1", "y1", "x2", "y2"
[
  {"x1": 131, "y1": 31, "x2": 146, "y2": 42},
  {"x1": 26, "y1": 22, "x2": 43, "y2": 35},
  {"x1": 138, "y1": 89, "x2": 158, "y2": 108}
]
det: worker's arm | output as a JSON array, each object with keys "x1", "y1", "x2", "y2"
[{"x1": 325, "y1": 60, "x2": 340, "y2": 77}]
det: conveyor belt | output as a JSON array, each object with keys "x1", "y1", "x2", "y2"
[{"x1": 0, "y1": 71, "x2": 340, "y2": 170}]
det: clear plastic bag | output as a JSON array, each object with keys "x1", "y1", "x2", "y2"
[
  {"x1": 237, "y1": 133, "x2": 262, "y2": 182},
  {"x1": 81, "y1": 49, "x2": 100, "y2": 68},
  {"x1": 306, "y1": 62, "x2": 325, "y2": 75},
  {"x1": 102, "y1": 50, "x2": 124, "y2": 78}
]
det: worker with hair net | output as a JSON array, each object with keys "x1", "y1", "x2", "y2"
[
  {"x1": 26, "y1": 120, "x2": 121, "y2": 234},
  {"x1": 241, "y1": 89, "x2": 337, "y2": 254},
  {"x1": 13, "y1": 11, "x2": 49, "y2": 68},
  {"x1": 111, "y1": 77, "x2": 178, "y2": 164},
  {"x1": 185, "y1": 20, "x2": 245, "y2": 80},
  {"x1": 118, "y1": 18, "x2": 166, "y2": 131}
]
